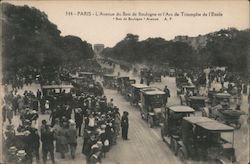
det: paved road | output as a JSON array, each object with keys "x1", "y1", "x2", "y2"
[
  {"x1": 103, "y1": 89, "x2": 181, "y2": 164},
  {"x1": 98, "y1": 61, "x2": 249, "y2": 164},
  {"x1": 3, "y1": 61, "x2": 249, "y2": 163}
]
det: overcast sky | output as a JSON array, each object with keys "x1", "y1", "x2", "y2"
[{"x1": 4, "y1": 0, "x2": 249, "y2": 47}]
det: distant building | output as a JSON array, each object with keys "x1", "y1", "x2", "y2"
[
  {"x1": 173, "y1": 35, "x2": 207, "y2": 50},
  {"x1": 93, "y1": 44, "x2": 105, "y2": 55}
]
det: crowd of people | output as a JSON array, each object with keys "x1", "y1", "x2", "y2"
[
  {"x1": 2, "y1": 70, "x2": 130, "y2": 164},
  {"x1": 3, "y1": 59, "x2": 116, "y2": 88}
]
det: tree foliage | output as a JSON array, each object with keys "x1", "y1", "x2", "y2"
[
  {"x1": 2, "y1": 3, "x2": 94, "y2": 77},
  {"x1": 102, "y1": 29, "x2": 249, "y2": 74},
  {"x1": 102, "y1": 34, "x2": 196, "y2": 69}
]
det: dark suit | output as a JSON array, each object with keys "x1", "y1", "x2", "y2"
[
  {"x1": 121, "y1": 115, "x2": 129, "y2": 140},
  {"x1": 41, "y1": 126, "x2": 55, "y2": 164}
]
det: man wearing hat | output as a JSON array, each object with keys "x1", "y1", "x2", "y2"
[
  {"x1": 75, "y1": 108, "x2": 84, "y2": 136},
  {"x1": 40, "y1": 119, "x2": 47, "y2": 134},
  {"x1": 88, "y1": 147, "x2": 101, "y2": 164},
  {"x1": 16, "y1": 150, "x2": 27, "y2": 164},
  {"x1": 7, "y1": 146, "x2": 17, "y2": 162},
  {"x1": 30, "y1": 128, "x2": 40, "y2": 162},
  {"x1": 23, "y1": 130, "x2": 33, "y2": 163},
  {"x1": 107, "y1": 98, "x2": 114, "y2": 109},
  {"x1": 164, "y1": 85, "x2": 170, "y2": 105},
  {"x1": 41, "y1": 124, "x2": 55, "y2": 164},
  {"x1": 121, "y1": 111, "x2": 129, "y2": 140},
  {"x1": 66, "y1": 120, "x2": 77, "y2": 159},
  {"x1": 83, "y1": 133, "x2": 97, "y2": 163}
]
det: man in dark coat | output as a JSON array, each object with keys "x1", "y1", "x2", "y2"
[
  {"x1": 75, "y1": 108, "x2": 84, "y2": 136},
  {"x1": 66, "y1": 121, "x2": 77, "y2": 159},
  {"x1": 63, "y1": 104, "x2": 72, "y2": 120},
  {"x1": 30, "y1": 128, "x2": 40, "y2": 162},
  {"x1": 164, "y1": 85, "x2": 171, "y2": 104},
  {"x1": 121, "y1": 111, "x2": 129, "y2": 140},
  {"x1": 41, "y1": 124, "x2": 55, "y2": 164},
  {"x1": 36, "y1": 89, "x2": 42, "y2": 101}
]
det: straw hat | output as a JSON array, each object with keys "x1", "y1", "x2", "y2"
[
  {"x1": 91, "y1": 144, "x2": 99, "y2": 149},
  {"x1": 23, "y1": 130, "x2": 31, "y2": 136},
  {"x1": 16, "y1": 150, "x2": 26, "y2": 157},
  {"x1": 101, "y1": 124, "x2": 106, "y2": 129},
  {"x1": 69, "y1": 119, "x2": 75, "y2": 124},
  {"x1": 9, "y1": 146, "x2": 17, "y2": 154}
]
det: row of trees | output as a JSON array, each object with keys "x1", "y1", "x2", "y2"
[
  {"x1": 102, "y1": 29, "x2": 249, "y2": 75},
  {"x1": 2, "y1": 3, "x2": 94, "y2": 79}
]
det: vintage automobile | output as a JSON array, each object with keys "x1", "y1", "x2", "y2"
[
  {"x1": 169, "y1": 68, "x2": 176, "y2": 77},
  {"x1": 124, "y1": 79, "x2": 137, "y2": 99},
  {"x1": 178, "y1": 85, "x2": 196, "y2": 96},
  {"x1": 152, "y1": 72, "x2": 162, "y2": 82},
  {"x1": 140, "y1": 68, "x2": 149, "y2": 79},
  {"x1": 139, "y1": 88, "x2": 167, "y2": 128},
  {"x1": 176, "y1": 76, "x2": 189, "y2": 90},
  {"x1": 129, "y1": 79, "x2": 136, "y2": 84},
  {"x1": 140, "y1": 68, "x2": 155, "y2": 85},
  {"x1": 128, "y1": 84, "x2": 149, "y2": 106},
  {"x1": 102, "y1": 74, "x2": 117, "y2": 89},
  {"x1": 202, "y1": 93, "x2": 244, "y2": 129},
  {"x1": 71, "y1": 72, "x2": 96, "y2": 88},
  {"x1": 211, "y1": 92, "x2": 231, "y2": 107},
  {"x1": 72, "y1": 77, "x2": 103, "y2": 96},
  {"x1": 121, "y1": 79, "x2": 137, "y2": 100},
  {"x1": 41, "y1": 84, "x2": 74, "y2": 106},
  {"x1": 117, "y1": 76, "x2": 129, "y2": 94},
  {"x1": 179, "y1": 85, "x2": 198, "y2": 105},
  {"x1": 207, "y1": 89, "x2": 218, "y2": 104},
  {"x1": 41, "y1": 84, "x2": 73, "y2": 98},
  {"x1": 161, "y1": 105, "x2": 195, "y2": 153},
  {"x1": 175, "y1": 117, "x2": 236, "y2": 163},
  {"x1": 186, "y1": 96, "x2": 207, "y2": 111}
]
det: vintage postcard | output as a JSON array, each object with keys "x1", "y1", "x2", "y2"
[{"x1": 0, "y1": 0, "x2": 249, "y2": 164}]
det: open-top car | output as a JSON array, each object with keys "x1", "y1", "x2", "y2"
[
  {"x1": 161, "y1": 105, "x2": 195, "y2": 154},
  {"x1": 128, "y1": 84, "x2": 149, "y2": 106},
  {"x1": 102, "y1": 74, "x2": 117, "y2": 89},
  {"x1": 139, "y1": 88, "x2": 167, "y2": 128},
  {"x1": 202, "y1": 92, "x2": 244, "y2": 129},
  {"x1": 179, "y1": 85, "x2": 198, "y2": 105},
  {"x1": 211, "y1": 92, "x2": 231, "y2": 107},
  {"x1": 176, "y1": 117, "x2": 236, "y2": 163}
]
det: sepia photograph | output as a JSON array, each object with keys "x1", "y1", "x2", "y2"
[{"x1": 0, "y1": 0, "x2": 249, "y2": 164}]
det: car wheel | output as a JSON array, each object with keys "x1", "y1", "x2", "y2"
[
  {"x1": 235, "y1": 122, "x2": 241, "y2": 129},
  {"x1": 231, "y1": 154, "x2": 237, "y2": 163},
  {"x1": 161, "y1": 127, "x2": 165, "y2": 141},
  {"x1": 177, "y1": 148, "x2": 186, "y2": 163},
  {"x1": 148, "y1": 116, "x2": 154, "y2": 128},
  {"x1": 140, "y1": 112, "x2": 144, "y2": 119},
  {"x1": 170, "y1": 139, "x2": 178, "y2": 155}
]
